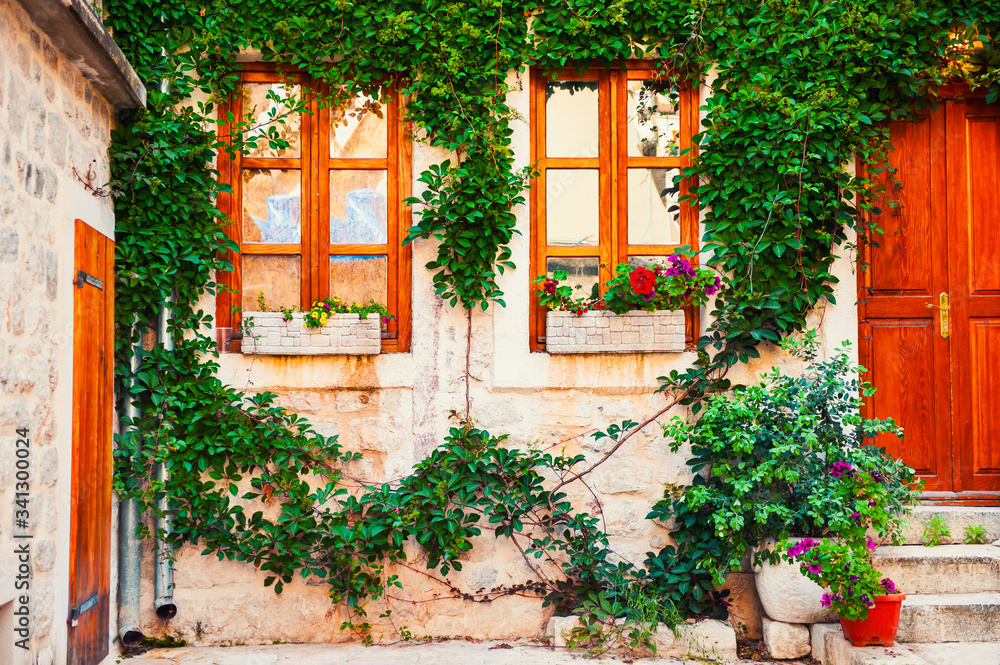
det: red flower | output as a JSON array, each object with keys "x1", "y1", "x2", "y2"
[
  {"x1": 543, "y1": 278, "x2": 558, "y2": 295},
  {"x1": 629, "y1": 267, "x2": 656, "y2": 296}
]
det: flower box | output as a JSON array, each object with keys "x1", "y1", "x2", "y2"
[
  {"x1": 545, "y1": 309, "x2": 686, "y2": 354},
  {"x1": 241, "y1": 312, "x2": 381, "y2": 355}
]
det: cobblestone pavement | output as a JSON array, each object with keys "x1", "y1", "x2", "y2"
[{"x1": 127, "y1": 640, "x2": 730, "y2": 665}]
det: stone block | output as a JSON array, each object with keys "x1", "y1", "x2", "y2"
[
  {"x1": 762, "y1": 616, "x2": 811, "y2": 659},
  {"x1": 721, "y1": 571, "x2": 765, "y2": 639},
  {"x1": 546, "y1": 310, "x2": 686, "y2": 354},
  {"x1": 811, "y1": 623, "x2": 841, "y2": 664}
]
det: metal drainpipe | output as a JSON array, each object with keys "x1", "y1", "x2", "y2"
[
  {"x1": 118, "y1": 317, "x2": 144, "y2": 647},
  {"x1": 153, "y1": 300, "x2": 177, "y2": 619}
]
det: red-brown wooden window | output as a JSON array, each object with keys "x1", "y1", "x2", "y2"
[
  {"x1": 529, "y1": 62, "x2": 699, "y2": 351},
  {"x1": 216, "y1": 64, "x2": 412, "y2": 352}
]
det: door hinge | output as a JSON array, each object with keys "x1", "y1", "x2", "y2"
[
  {"x1": 74, "y1": 270, "x2": 104, "y2": 291},
  {"x1": 68, "y1": 593, "x2": 99, "y2": 628},
  {"x1": 926, "y1": 292, "x2": 950, "y2": 339}
]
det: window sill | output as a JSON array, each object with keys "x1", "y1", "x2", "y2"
[
  {"x1": 545, "y1": 309, "x2": 686, "y2": 354},
  {"x1": 241, "y1": 312, "x2": 382, "y2": 356}
]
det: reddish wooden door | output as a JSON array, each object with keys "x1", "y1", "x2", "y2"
[
  {"x1": 68, "y1": 219, "x2": 114, "y2": 665},
  {"x1": 861, "y1": 95, "x2": 1000, "y2": 502}
]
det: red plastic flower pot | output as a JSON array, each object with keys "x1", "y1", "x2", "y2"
[{"x1": 839, "y1": 593, "x2": 906, "y2": 647}]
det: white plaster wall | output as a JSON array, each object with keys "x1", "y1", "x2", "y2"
[{"x1": 151, "y1": 67, "x2": 860, "y2": 646}]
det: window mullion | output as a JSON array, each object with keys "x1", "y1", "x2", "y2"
[{"x1": 599, "y1": 69, "x2": 615, "y2": 295}]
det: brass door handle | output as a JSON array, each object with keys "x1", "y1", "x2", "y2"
[{"x1": 925, "y1": 292, "x2": 949, "y2": 339}]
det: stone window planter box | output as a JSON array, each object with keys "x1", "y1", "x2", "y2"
[
  {"x1": 545, "y1": 309, "x2": 686, "y2": 354},
  {"x1": 241, "y1": 312, "x2": 381, "y2": 355}
]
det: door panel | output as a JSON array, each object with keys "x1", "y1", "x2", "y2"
[
  {"x1": 952, "y1": 100, "x2": 1000, "y2": 495},
  {"x1": 969, "y1": 319, "x2": 1000, "y2": 490},
  {"x1": 863, "y1": 95, "x2": 1000, "y2": 502},
  {"x1": 860, "y1": 108, "x2": 953, "y2": 493},
  {"x1": 69, "y1": 219, "x2": 114, "y2": 665},
  {"x1": 865, "y1": 320, "x2": 940, "y2": 479}
]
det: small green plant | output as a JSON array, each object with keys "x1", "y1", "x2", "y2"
[
  {"x1": 301, "y1": 296, "x2": 394, "y2": 329},
  {"x1": 533, "y1": 253, "x2": 720, "y2": 316},
  {"x1": 256, "y1": 291, "x2": 269, "y2": 312},
  {"x1": 922, "y1": 515, "x2": 952, "y2": 546},
  {"x1": 964, "y1": 523, "x2": 989, "y2": 544}
]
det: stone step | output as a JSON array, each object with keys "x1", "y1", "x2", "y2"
[
  {"x1": 901, "y1": 506, "x2": 1000, "y2": 545},
  {"x1": 821, "y1": 630, "x2": 929, "y2": 665},
  {"x1": 873, "y1": 545, "x2": 1000, "y2": 594},
  {"x1": 907, "y1": 643, "x2": 1000, "y2": 665},
  {"x1": 897, "y1": 593, "x2": 1000, "y2": 643}
]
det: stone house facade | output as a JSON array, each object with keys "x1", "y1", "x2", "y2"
[
  {"x1": 142, "y1": 63, "x2": 860, "y2": 648},
  {"x1": 0, "y1": 1, "x2": 144, "y2": 664}
]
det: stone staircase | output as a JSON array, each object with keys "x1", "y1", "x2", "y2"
[{"x1": 820, "y1": 506, "x2": 1000, "y2": 665}]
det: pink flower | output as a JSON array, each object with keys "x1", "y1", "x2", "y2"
[
  {"x1": 807, "y1": 564, "x2": 822, "y2": 575},
  {"x1": 866, "y1": 537, "x2": 878, "y2": 551}
]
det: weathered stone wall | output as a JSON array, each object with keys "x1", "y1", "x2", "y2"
[
  {"x1": 0, "y1": 0, "x2": 118, "y2": 662},
  {"x1": 144, "y1": 69, "x2": 858, "y2": 647}
]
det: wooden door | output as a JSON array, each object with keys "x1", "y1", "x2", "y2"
[
  {"x1": 860, "y1": 94, "x2": 1000, "y2": 503},
  {"x1": 68, "y1": 219, "x2": 114, "y2": 665}
]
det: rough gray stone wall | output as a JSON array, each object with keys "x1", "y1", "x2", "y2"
[{"x1": 0, "y1": 0, "x2": 116, "y2": 662}]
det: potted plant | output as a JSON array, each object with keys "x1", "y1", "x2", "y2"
[
  {"x1": 655, "y1": 334, "x2": 919, "y2": 624},
  {"x1": 534, "y1": 254, "x2": 720, "y2": 354},
  {"x1": 242, "y1": 294, "x2": 394, "y2": 355},
  {"x1": 784, "y1": 536, "x2": 905, "y2": 646}
]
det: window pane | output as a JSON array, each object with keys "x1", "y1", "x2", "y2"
[
  {"x1": 628, "y1": 256, "x2": 668, "y2": 269},
  {"x1": 330, "y1": 255, "x2": 388, "y2": 305},
  {"x1": 243, "y1": 82, "x2": 301, "y2": 158},
  {"x1": 627, "y1": 168, "x2": 681, "y2": 245},
  {"x1": 546, "y1": 169, "x2": 599, "y2": 246},
  {"x1": 627, "y1": 80, "x2": 680, "y2": 158},
  {"x1": 242, "y1": 255, "x2": 300, "y2": 312},
  {"x1": 330, "y1": 91, "x2": 388, "y2": 159},
  {"x1": 546, "y1": 81, "x2": 599, "y2": 158},
  {"x1": 329, "y1": 170, "x2": 388, "y2": 244},
  {"x1": 243, "y1": 169, "x2": 301, "y2": 244},
  {"x1": 546, "y1": 257, "x2": 600, "y2": 301}
]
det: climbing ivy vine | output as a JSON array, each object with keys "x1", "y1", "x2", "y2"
[{"x1": 103, "y1": 0, "x2": 1000, "y2": 640}]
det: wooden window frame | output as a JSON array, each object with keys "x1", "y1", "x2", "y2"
[
  {"x1": 529, "y1": 62, "x2": 700, "y2": 352},
  {"x1": 216, "y1": 63, "x2": 412, "y2": 353}
]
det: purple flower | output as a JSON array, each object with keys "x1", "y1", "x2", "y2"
[
  {"x1": 850, "y1": 511, "x2": 862, "y2": 523},
  {"x1": 866, "y1": 537, "x2": 878, "y2": 551},
  {"x1": 821, "y1": 593, "x2": 841, "y2": 608},
  {"x1": 830, "y1": 461, "x2": 855, "y2": 478},
  {"x1": 869, "y1": 469, "x2": 885, "y2": 483},
  {"x1": 807, "y1": 564, "x2": 823, "y2": 575},
  {"x1": 705, "y1": 275, "x2": 722, "y2": 296},
  {"x1": 881, "y1": 578, "x2": 896, "y2": 593},
  {"x1": 787, "y1": 538, "x2": 818, "y2": 559},
  {"x1": 665, "y1": 254, "x2": 696, "y2": 278},
  {"x1": 848, "y1": 575, "x2": 860, "y2": 584}
]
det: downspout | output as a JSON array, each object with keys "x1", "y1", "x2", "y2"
[
  {"x1": 118, "y1": 317, "x2": 144, "y2": 647},
  {"x1": 152, "y1": 15, "x2": 177, "y2": 622},
  {"x1": 153, "y1": 299, "x2": 177, "y2": 619}
]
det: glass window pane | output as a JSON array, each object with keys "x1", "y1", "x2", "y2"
[
  {"x1": 628, "y1": 256, "x2": 668, "y2": 269},
  {"x1": 627, "y1": 80, "x2": 680, "y2": 158},
  {"x1": 242, "y1": 255, "x2": 300, "y2": 312},
  {"x1": 242, "y1": 169, "x2": 301, "y2": 244},
  {"x1": 546, "y1": 81, "x2": 599, "y2": 158},
  {"x1": 627, "y1": 168, "x2": 681, "y2": 245},
  {"x1": 546, "y1": 257, "x2": 600, "y2": 301},
  {"x1": 329, "y1": 170, "x2": 388, "y2": 244},
  {"x1": 243, "y1": 82, "x2": 301, "y2": 158},
  {"x1": 546, "y1": 169, "x2": 599, "y2": 246},
  {"x1": 330, "y1": 255, "x2": 388, "y2": 305},
  {"x1": 330, "y1": 91, "x2": 388, "y2": 159}
]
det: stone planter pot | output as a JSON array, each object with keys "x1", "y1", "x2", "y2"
[
  {"x1": 545, "y1": 309, "x2": 686, "y2": 354},
  {"x1": 241, "y1": 311, "x2": 381, "y2": 355},
  {"x1": 753, "y1": 538, "x2": 837, "y2": 624}
]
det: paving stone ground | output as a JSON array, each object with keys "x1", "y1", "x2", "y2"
[{"x1": 125, "y1": 640, "x2": 792, "y2": 665}]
